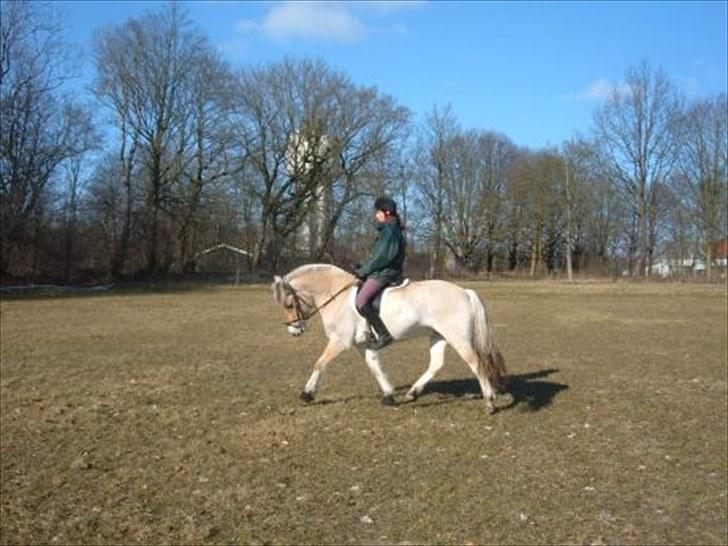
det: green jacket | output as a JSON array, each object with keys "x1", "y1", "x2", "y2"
[{"x1": 356, "y1": 218, "x2": 406, "y2": 284}]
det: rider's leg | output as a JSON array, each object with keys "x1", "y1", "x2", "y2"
[
  {"x1": 355, "y1": 278, "x2": 385, "y2": 314},
  {"x1": 355, "y1": 278, "x2": 393, "y2": 350},
  {"x1": 363, "y1": 309, "x2": 394, "y2": 350}
]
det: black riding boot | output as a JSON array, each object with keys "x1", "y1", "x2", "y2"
[{"x1": 361, "y1": 304, "x2": 394, "y2": 350}]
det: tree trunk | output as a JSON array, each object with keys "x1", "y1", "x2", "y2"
[
  {"x1": 508, "y1": 240, "x2": 518, "y2": 271},
  {"x1": 637, "y1": 173, "x2": 652, "y2": 278},
  {"x1": 146, "y1": 144, "x2": 163, "y2": 275},
  {"x1": 430, "y1": 208, "x2": 444, "y2": 279},
  {"x1": 530, "y1": 220, "x2": 542, "y2": 277},
  {"x1": 564, "y1": 160, "x2": 574, "y2": 282}
]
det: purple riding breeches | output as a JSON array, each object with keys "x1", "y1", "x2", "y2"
[{"x1": 355, "y1": 278, "x2": 386, "y2": 312}]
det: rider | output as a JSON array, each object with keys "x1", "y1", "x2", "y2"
[{"x1": 354, "y1": 196, "x2": 406, "y2": 350}]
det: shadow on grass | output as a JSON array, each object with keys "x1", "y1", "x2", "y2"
[
  {"x1": 407, "y1": 368, "x2": 569, "y2": 411},
  {"x1": 308, "y1": 395, "x2": 368, "y2": 406}
]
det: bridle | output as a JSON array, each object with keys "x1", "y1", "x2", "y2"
[{"x1": 283, "y1": 279, "x2": 359, "y2": 327}]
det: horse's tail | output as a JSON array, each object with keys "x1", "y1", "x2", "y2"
[{"x1": 465, "y1": 289, "x2": 507, "y2": 393}]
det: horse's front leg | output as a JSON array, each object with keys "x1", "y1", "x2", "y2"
[
  {"x1": 356, "y1": 346, "x2": 396, "y2": 405},
  {"x1": 300, "y1": 341, "x2": 346, "y2": 403}
]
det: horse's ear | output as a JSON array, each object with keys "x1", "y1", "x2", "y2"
[{"x1": 272, "y1": 276, "x2": 285, "y2": 305}]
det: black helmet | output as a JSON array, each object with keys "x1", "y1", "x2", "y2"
[{"x1": 374, "y1": 196, "x2": 397, "y2": 214}]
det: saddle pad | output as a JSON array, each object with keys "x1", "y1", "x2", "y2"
[{"x1": 386, "y1": 278, "x2": 410, "y2": 291}]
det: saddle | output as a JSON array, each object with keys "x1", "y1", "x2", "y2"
[{"x1": 355, "y1": 278, "x2": 410, "y2": 313}]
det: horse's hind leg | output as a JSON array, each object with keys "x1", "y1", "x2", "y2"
[
  {"x1": 356, "y1": 347, "x2": 396, "y2": 405},
  {"x1": 300, "y1": 341, "x2": 346, "y2": 402},
  {"x1": 404, "y1": 335, "x2": 447, "y2": 402},
  {"x1": 452, "y1": 343, "x2": 497, "y2": 413}
]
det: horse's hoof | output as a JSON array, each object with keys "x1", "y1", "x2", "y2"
[
  {"x1": 299, "y1": 391, "x2": 315, "y2": 403},
  {"x1": 381, "y1": 395, "x2": 397, "y2": 406},
  {"x1": 403, "y1": 392, "x2": 417, "y2": 403},
  {"x1": 486, "y1": 403, "x2": 497, "y2": 415}
]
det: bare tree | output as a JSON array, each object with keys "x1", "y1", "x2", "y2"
[
  {"x1": 61, "y1": 156, "x2": 84, "y2": 281},
  {"x1": 416, "y1": 105, "x2": 459, "y2": 277},
  {"x1": 1, "y1": 0, "x2": 95, "y2": 277},
  {"x1": 230, "y1": 58, "x2": 409, "y2": 271},
  {"x1": 442, "y1": 130, "x2": 484, "y2": 271},
  {"x1": 678, "y1": 94, "x2": 728, "y2": 280},
  {"x1": 593, "y1": 60, "x2": 682, "y2": 276},
  {"x1": 93, "y1": 2, "x2": 210, "y2": 274},
  {"x1": 503, "y1": 148, "x2": 532, "y2": 272},
  {"x1": 561, "y1": 137, "x2": 597, "y2": 280},
  {"x1": 232, "y1": 59, "x2": 334, "y2": 269},
  {"x1": 526, "y1": 151, "x2": 562, "y2": 277},
  {"x1": 415, "y1": 109, "x2": 514, "y2": 275},
  {"x1": 174, "y1": 51, "x2": 236, "y2": 273},
  {"x1": 478, "y1": 131, "x2": 516, "y2": 275},
  {"x1": 318, "y1": 81, "x2": 410, "y2": 261},
  {"x1": 87, "y1": 86, "x2": 141, "y2": 279},
  {"x1": 562, "y1": 152, "x2": 575, "y2": 281},
  {"x1": 86, "y1": 150, "x2": 144, "y2": 277}
]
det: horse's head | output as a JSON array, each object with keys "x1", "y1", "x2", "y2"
[{"x1": 271, "y1": 275, "x2": 314, "y2": 336}]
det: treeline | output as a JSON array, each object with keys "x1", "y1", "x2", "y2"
[{"x1": 1, "y1": 1, "x2": 726, "y2": 283}]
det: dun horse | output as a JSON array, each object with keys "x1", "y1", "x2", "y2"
[{"x1": 271, "y1": 264, "x2": 506, "y2": 412}]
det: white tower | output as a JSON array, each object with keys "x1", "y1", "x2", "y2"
[{"x1": 286, "y1": 131, "x2": 331, "y2": 256}]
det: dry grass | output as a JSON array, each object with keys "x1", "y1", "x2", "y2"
[{"x1": 1, "y1": 281, "x2": 726, "y2": 545}]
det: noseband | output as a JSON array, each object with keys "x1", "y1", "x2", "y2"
[{"x1": 283, "y1": 280, "x2": 359, "y2": 327}]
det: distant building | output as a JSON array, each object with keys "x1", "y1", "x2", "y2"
[
  {"x1": 286, "y1": 131, "x2": 331, "y2": 257},
  {"x1": 650, "y1": 241, "x2": 728, "y2": 277},
  {"x1": 712, "y1": 239, "x2": 728, "y2": 267},
  {"x1": 650, "y1": 258, "x2": 705, "y2": 278}
]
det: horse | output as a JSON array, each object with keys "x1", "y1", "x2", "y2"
[{"x1": 271, "y1": 264, "x2": 507, "y2": 412}]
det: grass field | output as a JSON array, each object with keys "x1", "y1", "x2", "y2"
[{"x1": 1, "y1": 280, "x2": 726, "y2": 545}]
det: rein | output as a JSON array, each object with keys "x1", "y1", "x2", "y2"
[{"x1": 284, "y1": 279, "x2": 359, "y2": 326}]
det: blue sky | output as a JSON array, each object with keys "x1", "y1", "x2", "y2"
[{"x1": 60, "y1": 0, "x2": 727, "y2": 150}]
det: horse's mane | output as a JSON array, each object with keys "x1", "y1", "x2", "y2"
[{"x1": 284, "y1": 263, "x2": 348, "y2": 283}]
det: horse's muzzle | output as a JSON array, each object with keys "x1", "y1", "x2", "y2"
[{"x1": 287, "y1": 322, "x2": 306, "y2": 336}]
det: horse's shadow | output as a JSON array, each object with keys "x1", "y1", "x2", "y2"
[{"x1": 403, "y1": 368, "x2": 569, "y2": 411}]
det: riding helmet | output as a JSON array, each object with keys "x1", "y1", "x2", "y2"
[{"x1": 374, "y1": 196, "x2": 397, "y2": 214}]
